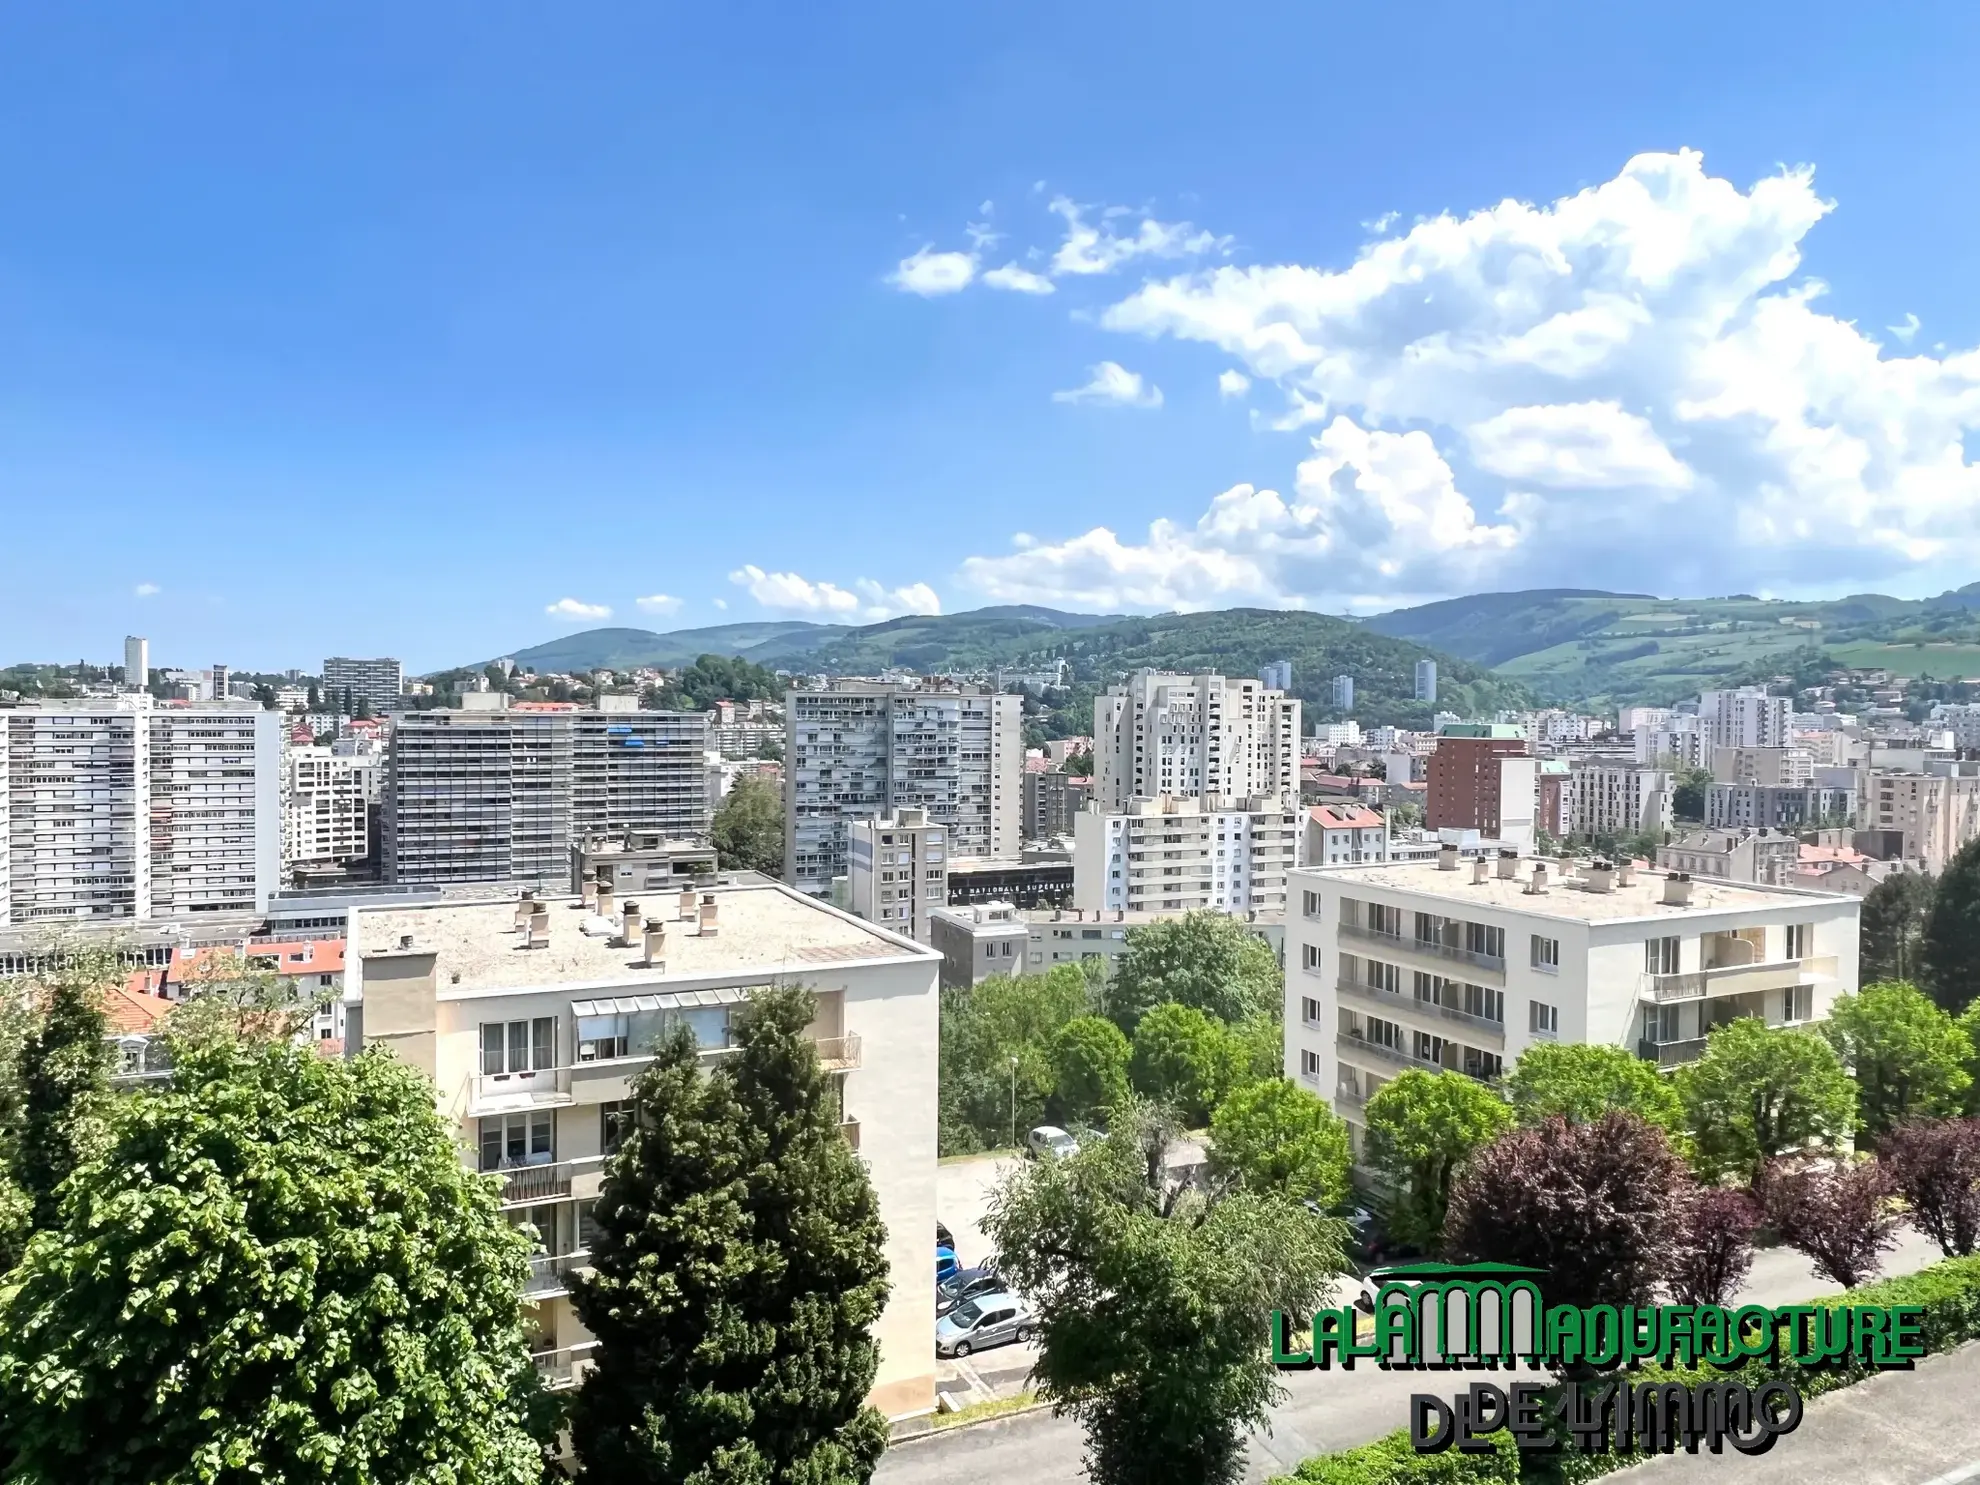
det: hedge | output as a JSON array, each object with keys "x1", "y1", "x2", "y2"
[{"x1": 1279, "y1": 1255, "x2": 1980, "y2": 1485}]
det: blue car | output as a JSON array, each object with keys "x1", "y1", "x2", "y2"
[{"x1": 936, "y1": 1245, "x2": 960, "y2": 1283}]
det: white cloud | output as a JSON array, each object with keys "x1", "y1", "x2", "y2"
[
  {"x1": 1033, "y1": 148, "x2": 1980, "y2": 601},
  {"x1": 635, "y1": 593, "x2": 683, "y2": 617},
  {"x1": 712, "y1": 597, "x2": 728, "y2": 611},
  {"x1": 1052, "y1": 361, "x2": 1164, "y2": 409},
  {"x1": 1218, "y1": 369, "x2": 1251, "y2": 399},
  {"x1": 889, "y1": 245, "x2": 976, "y2": 296},
  {"x1": 1048, "y1": 196, "x2": 1230, "y2": 277},
  {"x1": 133, "y1": 582, "x2": 160, "y2": 598},
  {"x1": 1888, "y1": 312, "x2": 1920, "y2": 344},
  {"x1": 983, "y1": 263, "x2": 1055, "y2": 295},
  {"x1": 729, "y1": 566, "x2": 940, "y2": 622},
  {"x1": 545, "y1": 598, "x2": 612, "y2": 622}
]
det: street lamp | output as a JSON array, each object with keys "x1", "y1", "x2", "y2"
[{"x1": 1008, "y1": 1054, "x2": 1019, "y2": 1151}]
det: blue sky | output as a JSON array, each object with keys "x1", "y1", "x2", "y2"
[{"x1": 4, "y1": 2, "x2": 1980, "y2": 673}]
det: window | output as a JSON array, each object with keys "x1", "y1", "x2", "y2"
[
  {"x1": 600, "y1": 1100, "x2": 634, "y2": 1155},
  {"x1": 1368, "y1": 902, "x2": 1403, "y2": 937},
  {"x1": 1462, "y1": 983, "x2": 1504, "y2": 1024},
  {"x1": 576, "y1": 1015, "x2": 630, "y2": 1063},
  {"x1": 1465, "y1": 922, "x2": 1506, "y2": 962},
  {"x1": 1462, "y1": 1048, "x2": 1504, "y2": 1081},
  {"x1": 1645, "y1": 937, "x2": 1681, "y2": 976},
  {"x1": 1302, "y1": 943, "x2": 1322, "y2": 972},
  {"x1": 1365, "y1": 1016, "x2": 1404, "y2": 1051},
  {"x1": 1530, "y1": 935, "x2": 1559, "y2": 974},
  {"x1": 1413, "y1": 971, "x2": 1446, "y2": 1006},
  {"x1": 1303, "y1": 890, "x2": 1321, "y2": 918},
  {"x1": 1368, "y1": 959, "x2": 1400, "y2": 993},
  {"x1": 1414, "y1": 911, "x2": 1448, "y2": 947},
  {"x1": 478, "y1": 1112, "x2": 553, "y2": 1171},
  {"x1": 1781, "y1": 985, "x2": 1812, "y2": 1023},
  {"x1": 1300, "y1": 1048, "x2": 1322, "y2": 1078},
  {"x1": 1413, "y1": 1030, "x2": 1447, "y2": 1064},
  {"x1": 1529, "y1": 1001, "x2": 1559, "y2": 1037},
  {"x1": 1647, "y1": 1004, "x2": 1682, "y2": 1044},
  {"x1": 1786, "y1": 923, "x2": 1813, "y2": 959},
  {"x1": 1301, "y1": 996, "x2": 1322, "y2": 1025},
  {"x1": 481, "y1": 1018, "x2": 556, "y2": 1076}
]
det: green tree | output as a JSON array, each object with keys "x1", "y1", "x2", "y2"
[
  {"x1": 1063, "y1": 750, "x2": 1094, "y2": 778},
  {"x1": 1502, "y1": 1041, "x2": 1686, "y2": 1142},
  {"x1": 1822, "y1": 980, "x2": 1973, "y2": 1138},
  {"x1": 711, "y1": 774, "x2": 784, "y2": 876},
  {"x1": 0, "y1": 1040, "x2": 547, "y2": 1483},
  {"x1": 1963, "y1": 1000, "x2": 1980, "y2": 1116},
  {"x1": 1672, "y1": 765, "x2": 1714, "y2": 822},
  {"x1": 305, "y1": 681, "x2": 320, "y2": 709},
  {"x1": 1050, "y1": 1016, "x2": 1131, "y2": 1126},
  {"x1": 570, "y1": 987, "x2": 890, "y2": 1485},
  {"x1": 984, "y1": 1102, "x2": 1342, "y2": 1485},
  {"x1": 1128, "y1": 1002, "x2": 1236, "y2": 1125},
  {"x1": 12, "y1": 949, "x2": 114, "y2": 1232},
  {"x1": 0, "y1": 983, "x2": 33, "y2": 1270},
  {"x1": 1678, "y1": 1018, "x2": 1858, "y2": 1183},
  {"x1": 1923, "y1": 838, "x2": 1980, "y2": 1012},
  {"x1": 1362, "y1": 1070, "x2": 1514, "y2": 1253},
  {"x1": 1208, "y1": 1078, "x2": 1350, "y2": 1209},
  {"x1": 658, "y1": 653, "x2": 783, "y2": 712},
  {"x1": 1862, "y1": 871, "x2": 1937, "y2": 984},
  {"x1": 1106, "y1": 913, "x2": 1282, "y2": 1030},
  {"x1": 939, "y1": 967, "x2": 1091, "y2": 1152}
]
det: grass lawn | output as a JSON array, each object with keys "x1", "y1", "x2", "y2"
[{"x1": 1826, "y1": 640, "x2": 1980, "y2": 679}]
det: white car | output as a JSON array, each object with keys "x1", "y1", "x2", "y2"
[{"x1": 1025, "y1": 1125, "x2": 1079, "y2": 1161}]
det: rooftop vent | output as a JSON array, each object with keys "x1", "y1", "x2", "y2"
[
  {"x1": 398, "y1": 934, "x2": 414, "y2": 950},
  {"x1": 1525, "y1": 862, "x2": 1550, "y2": 896},
  {"x1": 1663, "y1": 872, "x2": 1693, "y2": 907},
  {"x1": 1586, "y1": 860, "x2": 1616, "y2": 895},
  {"x1": 680, "y1": 886, "x2": 698, "y2": 921},
  {"x1": 526, "y1": 909, "x2": 550, "y2": 949},
  {"x1": 1471, "y1": 858, "x2": 1491, "y2": 885},
  {"x1": 621, "y1": 900, "x2": 641, "y2": 946},
  {"x1": 1496, "y1": 850, "x2": 1519, "y2": 880},
  {"x1": 1618, "y1": 860, "x2": 1637, "y2": 888},
  {"x1": 513, "y1": 897, "x2": 535, "y2": 931},
  {"x1": 1437, "y1": 843, "x2": 1461, "y2": 872},
  {"x1": 596, "y1": 884, "x2": 615, "y2": 920},
  {"x1": 698, "y1": 894, "x2": 719, "y2": 937},
  {"x1": 643, "y1": 921, "x2": 666, "y2": 968}
]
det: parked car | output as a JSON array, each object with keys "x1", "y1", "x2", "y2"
[
  {"x1": 935, "y1": 1291, "x2": 1034, "y2": 1358},
  {"x1": 936, "y1": 1245, "x2": 961, "y2": 1283},
  {"x1": 936, "y1": 1262, "x2": 1003, "y2": 1317},
  {"x1": 1025, "y1": 1125, "x2": 1079, "y2": 1161}
]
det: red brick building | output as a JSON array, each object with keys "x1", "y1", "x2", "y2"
[{"x1": 1425, "y1": 725, "x2": 1532, "y2": 836}]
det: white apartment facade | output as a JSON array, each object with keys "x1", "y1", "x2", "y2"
[
  {"x1": 1093, "y1": 671, "x2": 1300, "y2": 814},
  {"x1": 322, "y1": 657, "x2": 406, "y2": 714},
  {"x1": 929, "y1": 900, "x2": 1285, "y2": 990},
  {"x1": 784, "y1": 684, "x2": 1022, "y2": 897},
  {"x1": 1302, "y1": 802, "x2": 1391, "y2": 866},
  {"x1": 344, "y1": 880, "x2": 941, "y2": 1420},
  {"x1": 1700, "y1": 688, "x2": 1791, "y2": 749},
  {"x1": 2, "y1": 697, "x2": 280, "y2": 925},
  {"x1": 847, "y1": 810, "x2": 949, "y2": 943},
  {"x1": 283, "y1": 744, "x2": 384, "y2": 870},
  {"x1": 1073, "y1": 794, "x2": 1298, "y2": 916},
  {"x1": 1566, "y1": 764, "x2": 1674, "y2": 841},
  {"x1": 1285, "y1": 852, "x2": 1860, "y2": 1153}
]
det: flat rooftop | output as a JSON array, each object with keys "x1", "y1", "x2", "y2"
[
  {"x1": 356, "y1": 881, "x2": 932, "y2": 996},
  {"x1": 1300, "y1": 859, "x2": 1851, "y2": 922}
]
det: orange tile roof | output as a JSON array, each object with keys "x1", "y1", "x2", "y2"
[
  {"x1": 105, "y1": 980, "x2": 171, "y2": 1034},
  {"x1": 1309, "y1": 802, "x2": 1385, "y2": 830}
]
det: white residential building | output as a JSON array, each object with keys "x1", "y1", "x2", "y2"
[
  {"x1": 1634, "y1": 719, "x2": 1710, "y2": 769},
  {"x1": 1285, "y1": 852, "x2": 1860, "y2": 1153},
  {"x1": 1333, "y1": 675, "x2": 1355, "y2": 712},
  {"x1": 1073, "y1": 794, "x2": 1298, "y2": 916},
  {"x1": 343, "y1": 879, "x2": 941, "y2": 1421},
  {"x1": 322, "y1": 657, "x2": 406, "y2": 714},
  {"x1": 1414, "y1": 660, "x2": 1438, "y2": 703},
  {"x1": 847, "y1": 810, "x2": 950, "y2": 943},
  {"x1": 784, "y1": 684, "x2": 1022, "y2": 897},
  {"x1": 1712, "y1": 746, "x2": 1815, "y2": 788},
  {"x1": 928, "y1": 900, "x2": 1285, "y2": 990},
  {"x1": 1259, "y1": 660, "x2": 1293, "y2": 691},
  {"x1": 1567, "y1": 764, "x2": 1674, "y2": 841},
  {"x1": 123, "y1": 635, "x2": 149, "y2": 693},
  {"x1": 283, "y1": 745, "x2": 384, "y2": 870},
  {"x1": 1093, "y1": 670, "x2": 1300, "y2": 814},
  {"x1": 2, "y1": 697, "x2": 281, "y2": 925},
  {"x1": 1302, "y1": 802, "x2": 1391, "y2": 866},
  {"x1": 1700, "y1": 688, "x2": 1791, "y2": 749}
]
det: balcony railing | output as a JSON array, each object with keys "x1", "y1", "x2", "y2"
[
  {"x1": 473, "y1": 1034, "x2": 861, "y2": 1112},
  {"x1": 524, "y1": 1250, "x2": 592, "y2": 1301},
  {"x1": 490, "y1": 1154, "x2": 607, "y2": 1208},
  {"x1": 1637, "y1": 1037, "x2": 1710, "y2": 1068},
  {"x1": 531, "y1": 1341, "x2": 600, "y2": 1389},
  {"x1": 839, "y1": 1117, "x2": 861, "y2": 1151},
  {"x1": 1337, "y1": 923, "x2": 1506, "y2": 977},
  {"x1": 1334, "y1": 1089, "x2": 1368, "y2": 1116},
  {"x1": 1335, "y1": 1030, "x2": 1441, "y2": 1074},
  {"x1": 1643, "y1": 955, "x2": 1839, "y2": 1004},
  {"x1": 1335, "y1": 978, "x2": 1506, "y2": 1040}
]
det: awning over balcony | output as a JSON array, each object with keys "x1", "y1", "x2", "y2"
[{"x1": 571, "y1": 986, "x2": 754, "y2": 1017}]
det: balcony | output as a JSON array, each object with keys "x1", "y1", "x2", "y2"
[
  {"x1": 1335, "y1": 1030, "x2": 1441, "y2": 1075},
  {"x1": 1337, "y1": 923, "x2": 1505, "y2": 981},
  {"x1": 1334, "y1": 1089, "x2": 1368, "y2": 1117},
  {"x1": 524, "y1": 1250, "x2": 592, "y2": 1301},
  {"x1": 1643, "y1": 955, "x2": 1838, "y2": 1003},
  {"x1": 839, "y1": 1116, "x2": 861, "y2": 1151},
  {"x1": 531, "y1": 1341, "x2": 600, "y2": 1389},
  {"x1": 469, "y1": 1065, "x2": 575, "y2": 1116},
  {"x1": 1335, "y1": 978, "x2": 1506, "y2": 1043},
  {"x1": 1637, "y1": 1036, "x2": 1710, "y2": 1069},
  {"x1": 492, "y1": 1154, "x2": 607, "y2": 1209}
]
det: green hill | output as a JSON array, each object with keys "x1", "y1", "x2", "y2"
[
  {"x1": 742, "y1": 605, "x2": 1120, "y2": 672},
  {"x1": 487, "y1": 621, "x2": 842, "y2": 672}
]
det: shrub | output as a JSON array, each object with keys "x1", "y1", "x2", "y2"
[
  {"x1": 1761, "y1": 1156, "x2": 1901, "y2": 1289},
  {"x1": 1881, "y1": 1116, "x2": 1980, "y2": 1257},
  {"x1": 1665, "y1": 1185, "x2": 1759, "y2": 1308}
]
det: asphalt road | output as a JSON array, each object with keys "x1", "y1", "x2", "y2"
[{"x1": 894, "y1": 1159, "x2": 1951, "y2": 1485}]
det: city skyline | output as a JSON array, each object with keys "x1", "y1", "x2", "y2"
[{"x1": 6, "y1": 5, "x2": 1980, "y2": 671}]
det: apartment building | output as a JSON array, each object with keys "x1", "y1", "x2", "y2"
[
  {"x1": 847, "y1": 810, "x2": 949, "y2": 943},
  {"x1": 383, "y1": 698, "x2": 709, "y2": 888},
  {"x1": 1073, "y1": 794, "x2": 1298, "y2": 916},
  {"x1": 929, "y1": 900, "x2": 1284, "y2": 989},
  {"x1": 1656, "y1": 827, "x2": 1800, "y2": 886},
  {"x1": 1259, "y1": 660, "x2": 1293, "y2": 691},
  {"x1": 1303, "y1": 802, "x2": 1390, "y2": 866},
  {"x1": 343, "y1": 880, "x2": 940, "y2": 1419},
  {"x1": 784, "y1": 684, "x2": 1022, "y2": 896},
  {"x1": 1333, "y1": 675, "x2": 1355, "y2": 711},
  {"x1": 1021, "y1": 766, "x2": 1090, "y2": 841},
  {"x1": 1425, "y1": 725, "x2": 1536, "y2": 851},
  {"x1": 1712, "y1": 746, "x2": 1814, "y2": 787},
  {"x1": 1700, "y1": 688, "x2": 1791, "y2": 749},
  {"x1": 322, "y1": 657, "x2": 406, "y2": 714},
  {"x1": 2, "y1": 697, "x2": 281, "y2": 925},
  {"x1": 1566, "y1": 764, "x2": 1673, "y2": 841},
  {"x1": 1706, "y1": 783, "x2": 1856, "y2": 833},
  {"x1": 123, "y1": 635, "x2": 149, "y2": 692},
  {"x1": 1633, "y1": 720, "x2": 1710, "y2": 770},
  {"x1": 1863, "y1": 767, "x2": 1980, "y2": 874},
  {"x1": 1414, "y1": 660, "x2": 1438, "y2": 704},
  {"x1": 1285, "y1": 851, "x2": 1859, "y2": 1153},
  {"x1": 569, "y1": 832, "x2": 718, "y2": 898},
  {"x1": 1092, "y1": 670, "x2": 1300, "y2": 814},
  {"x1": 282, "y1": 745, "x2": 383, "y2": 871}
]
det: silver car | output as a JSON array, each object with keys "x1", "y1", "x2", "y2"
[{"x1": 935, "y1": 1290, "x2": 1034, "y2": 1358}]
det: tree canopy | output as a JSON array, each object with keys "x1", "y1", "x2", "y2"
[
  {"x1": 711, "y1": 774, "x2": 784, "y2": 876},
  {"x1": 1821, "y1": 980, "x2": 1973, "y2": 1139},
  {"x1": 570, "y1": 986, "x2": 890, "y2": 1485},
  {"x1": 939, "y1": 966, "x2": 1092, "y2": 1153},
  {"x1": 1923, "y1": 838, "x2": 1980, "y2": 1013},
  {"x1": 1207, "y1": 1078, "x2": 1351, "y2": 1209},
  {"x1": 1361, "y1": 1070, "x2": 1514, "y2": 1254},
  {"x1": 1049, "y1": 1016, "x2": 1131, "y2": 1127},
  {"x1": 984, "y1": 1102, "x2": 1341, "y2": 1485},
  {"x1": 1860, "y1": 870, "x2": 1936, "y2": 985},
  {"x1": 1501, "y1": 1041, "x2": 1686, "y2": 1141},
  {"x1": 657, "y1": 653, "x2": 783, "y2": 712},
  {"x1": 0, "y1": 1040, "x2": 548, "y2": 1484},
  {"x1": 1128, "y1": 1002, "x2": 1246, "y2": 1126},
  {"x1": 12, "y1": 948, "x2": 113, "y2": 1234},
  {"x1": 1104, "y1": 913, "x2": 1282, "y2": 1030},
  {"x1": 1677, "y1": 1018, "x2": 1857, "y2": 1183},
  {"x1": 1880, "y1": 1117, "x2": 1980, "y2": 1258}
]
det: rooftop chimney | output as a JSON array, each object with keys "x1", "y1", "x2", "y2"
[
  {"x1": 1618, "y1": 860, "x2": 1637, "y2": 888},
  {"x1": 596, "y1": 884, "x2": 615, "y2": 921},
  {"x1": 1663, "y1": 872, "x2": 1693, "y2": 907},
  {"x1": 580, "y1": 879, "x2": 597, "y2": 912},
  {"x1": 642, "y1": 921, "x2": 667, "y2": 968},
  {"x1": 1496, "y1": 850, "x2": 1519, "y2": 881},
  {"x1": 514, "y1": 897, "x2": 535, "y2": 931},
  {"x1": 1437, "y1": 843, "x2": 1460, "y2": 872},
  {"x1": 1525, "y1": 862, "x2": 1550, "y2": 895},
  {"x1": 527, "y1": 909, "x2": 550, "y2": 948},
  {"x1": 698, "y1": 894, "x2": 719, "y2": 937},
  {"x1": 1471, "y1": 857, "x2": 1491, "y2": 885},
  {"x1": 680, "y1": 887, "x2": 698, "y2": 921},
  {"x1": 622, "y1": 900, "x2": 641, "y2": 946},
  {"x1": 1586, "y1": 860, "x2": 1616, "y2": 894}
]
